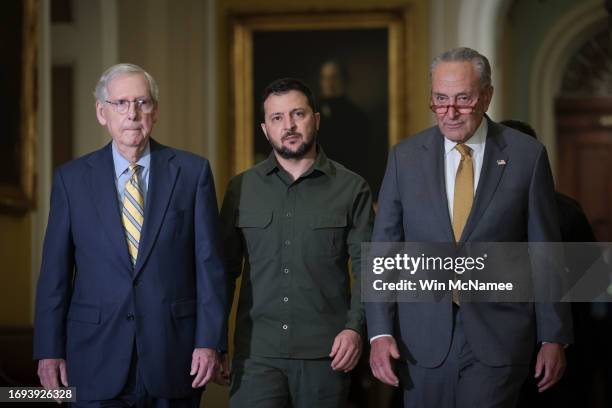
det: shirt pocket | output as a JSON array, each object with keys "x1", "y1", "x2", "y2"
[
  {"x1": 306, "y1": 211, "x2": 348, "y2": 257},
  {"x1": 236, "y1": 210, "x2": 277, "y2": 259}
]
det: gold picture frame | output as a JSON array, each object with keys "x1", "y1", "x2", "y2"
[
  {"x1": 230, "y1": 10, "x2": 411, "y2": 186},
  {"x1": 0, "y1": 0, "x2": 37, "y2": 212}
]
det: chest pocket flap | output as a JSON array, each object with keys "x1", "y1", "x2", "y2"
[
  {"x1": 310, "y1": 212, "x2": 347, "y2": 229},
  {"x1": 236, "y1": 210, "x2": 273, "y2": 228},
  {"x1": 235, "y1": 210, "x2": 276, "y2": 258},
  {"x1": 307, "y1": 211, "x2": 348, "y2": 256}
]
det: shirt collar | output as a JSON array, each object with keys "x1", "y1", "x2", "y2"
[
  {"x1": 112, "y1": 141, "x2": 151, "y2": 178},
  {"x1": 444, "y1": 117, "x2": 488, "y2": 156},
  {"x1": 258, "y1": 144, "x2": 334, "y2": 177}
]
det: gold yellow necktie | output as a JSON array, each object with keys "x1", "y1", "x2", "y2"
[
  {"x1": 452, "y1": 144, "x2": 474, "y2": 241},
  {"x1": 122, "y1": 164, "x2": 144, "y2": 266},
  {"x1": 452, "y1": 144, "x2": 473, "y2": 304}
]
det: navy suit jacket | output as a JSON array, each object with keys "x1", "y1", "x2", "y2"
[
  {"x1": 33, "y1": 139, "x2": 227, "y2": 400},
  {"x1": 366, "y1": 118, "x2": 573, "y2": 368}
]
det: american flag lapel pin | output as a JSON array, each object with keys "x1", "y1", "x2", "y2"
[{"x1": 497, "y1": 159, "x2": 506, "y2": 166}]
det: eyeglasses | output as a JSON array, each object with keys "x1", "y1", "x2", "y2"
[
  {"x1": 105, "y1": 98, "x2": 155, "y2": 114},
  {"x1": 429, "y1": 95, "x2": 481, "y2": 115}
]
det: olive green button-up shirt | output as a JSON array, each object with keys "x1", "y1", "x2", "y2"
[{"x1": 220, "y1": 147, "x2": 374, "y2": 359}]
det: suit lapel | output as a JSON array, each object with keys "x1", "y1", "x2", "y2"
[
  {"x1": 134, "y1": 140, "x2": 178, "y2": 276},
  {"x1": 88, "y1": 144, "x2": 133, "y2": 273},
  {"x1": 461, "y1": 119, "x2": 508, "y2": 242},
  {"x1": 420, "y1": 131, "x2": 455, "y2": 242}
]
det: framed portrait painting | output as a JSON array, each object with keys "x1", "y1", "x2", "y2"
[
  {"x1": 0, "y1": 0, "x2": 37, "y2": 212},
  {"x1": 231, "y1": 10, "x2": 412, "y2": 198}
]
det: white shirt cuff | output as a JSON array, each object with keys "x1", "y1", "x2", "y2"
[{"x1": 369, "y1": 334, "x2": 393, "y2": 344}]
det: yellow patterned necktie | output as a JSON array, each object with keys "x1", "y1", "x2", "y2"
[
  {"x1": 452, "y1": 144, "x2": 473, "y2": 304},
  {"x1": 122, "y1": 164, "x2": 144, "y2": 266}
]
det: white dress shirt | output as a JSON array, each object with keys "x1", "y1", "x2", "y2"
[{"x1": 444, "y1": 119, "x2": 487, "y2": 221}]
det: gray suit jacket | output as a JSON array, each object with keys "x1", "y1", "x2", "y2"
[{"x1": 366, "y1": 118, "x2": 573, "y2": 368}]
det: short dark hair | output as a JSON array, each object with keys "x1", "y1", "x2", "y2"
[
  {"x1": 500, "y1": 119, "x2": 537, "y2": 139},
  {"x1": 261, "y1": 78, "x2": 317, "y2": 119}
]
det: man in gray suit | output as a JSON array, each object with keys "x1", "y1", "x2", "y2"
[{"x1": 366, "y1": 47, "x2": 572, "y2": 408}]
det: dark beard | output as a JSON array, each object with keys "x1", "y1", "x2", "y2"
[{"x1": 270, "y1": 132, "x2": 316, "y2": 159}]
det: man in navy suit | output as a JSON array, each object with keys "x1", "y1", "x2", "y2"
[
  {"x1": 33, "y1": 63, "x2": 227, "y2": 407},
  {"x1": 367, "y1": 48, "x2": 572, "y2": 408}
]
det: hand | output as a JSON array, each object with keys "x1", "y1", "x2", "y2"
[
  {"x1": 190, "y1": 348, "x2": 219, "y2": 388},
  {"x1": 329, "y1": 329, "x2": 362, "y2": 372},
  {"x1": 534, "y1": 343, "x2": 566, "y2": 392},
  {"x1": 213, "y1": 353, "x2": 230, "y2": 386},
  {"x1": 369, "y1": 336, "x2": 400, "y2": 387},
  {"x1": 38, "y1": 358, "x2": 68, "y2": 389},
  {"x1": 38, "y1": 358, "x2": 68, "y2": 404}
]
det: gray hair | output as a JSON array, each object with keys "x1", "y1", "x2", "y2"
[
  {"x1": 430, "y1": 47, "x2": 492, "y2": 89},
  {"x1": 93, "y1": 63, "x2": 159, "y2": 102}
]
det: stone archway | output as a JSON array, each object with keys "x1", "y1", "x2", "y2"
[{"x1": 529, "y1": 0, "x2": 607, "y2": 172}]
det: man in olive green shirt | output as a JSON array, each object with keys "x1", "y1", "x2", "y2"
[{"x1": 219, "y1": 78, "x2": 374, "y2": 407}]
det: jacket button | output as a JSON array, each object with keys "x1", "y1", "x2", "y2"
[{"x1": 126, "y1": 313, "x2": 135, "y2": 321}]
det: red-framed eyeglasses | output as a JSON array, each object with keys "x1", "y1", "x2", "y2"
[{"x1": 429, "y1": 95, "x2": 481, "y2": 114}]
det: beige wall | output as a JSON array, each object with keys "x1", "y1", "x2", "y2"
[
  {"x1": 118, "y1": 0, "x2": 213, "y2": 160},
  {"x1": 52, "y1": 0, "x2": 112, "y2": 156},
  {"x1": 0, "y1": 215, "x2": 32, "y2": 326}
]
